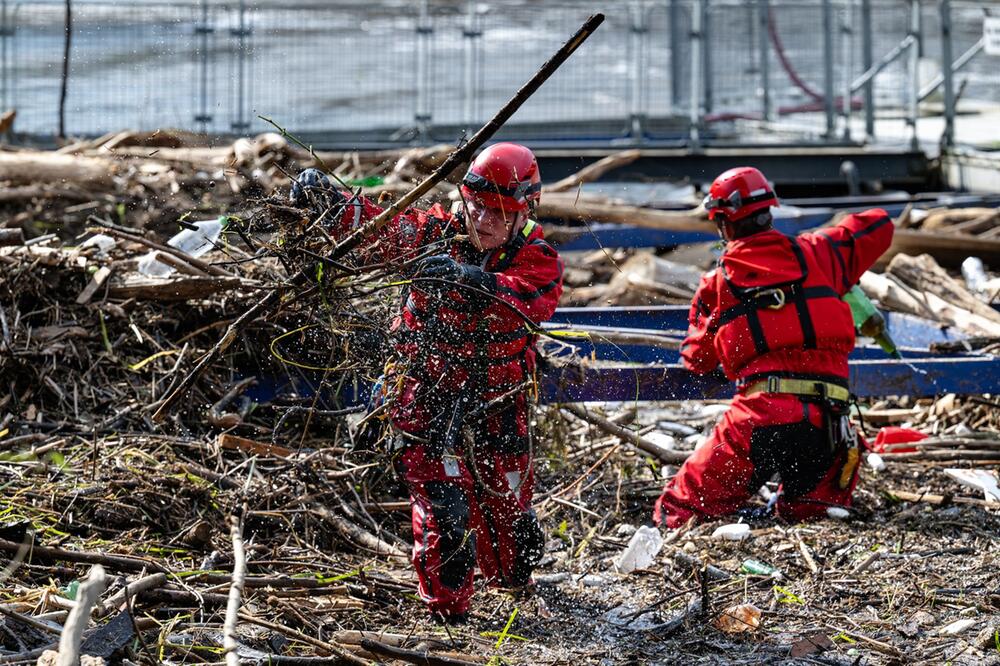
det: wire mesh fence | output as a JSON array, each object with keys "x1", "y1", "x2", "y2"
[{"x1": 0, "y1": 0, "x2": 996, "y2": 144}]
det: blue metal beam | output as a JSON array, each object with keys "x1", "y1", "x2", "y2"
[
  {"x1": 550, "y1": 306, "x2": 969, "y2": 348},
  {"x1": 247, "y1": 306, "x2": 997, "y2": 406},
  {"x1": 539, "y1": 356, "x2": 1000, "y2": 403}
]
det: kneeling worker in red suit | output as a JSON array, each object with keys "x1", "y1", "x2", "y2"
[{"x1": 654, "y1": 166, "x2": 894, "y2": 528}]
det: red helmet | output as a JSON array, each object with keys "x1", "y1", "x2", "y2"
[
  {"x1": 460, "y1": 143, "x2": 541, "y2": 213},
  {"x1": 703, "y1": 167, "x2": 778, "y2": 223}
]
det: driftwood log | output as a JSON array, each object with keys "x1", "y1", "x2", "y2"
[
  {"x1": 0, "y1": 150, "x2": 116, "y2": 187},
  {"x1": 885, "y1": 253, "x2": 1000, "y2": 327},
  {"x1": 860, "y1": 270, "x2": 1000, "y2": 337},
  {"x1": 538, "y1": 191, "x2": 711, "y2": 233},
  {"x1": 877, "y1": 229, "x2": 1000, "y2": 269},
  {"x1": 543, "y1": 149, "x2": 642, "y2": 193}
]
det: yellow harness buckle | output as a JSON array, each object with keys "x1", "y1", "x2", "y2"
[{"x1": 756, "y1": 287, "x2": 786, "y2": 310}]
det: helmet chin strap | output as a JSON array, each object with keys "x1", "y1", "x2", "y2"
[
  {"x1": 716, "y1": 210, "x2": 773, "y2": 244},
  {"x1": 509, "y1": 212, "x2": 529, "y2": 242},
  {"x1": 715, "y1": 217, "x2": 734, "y2": 243}
]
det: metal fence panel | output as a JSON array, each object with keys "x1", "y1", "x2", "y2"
[
  {"x1": 430, "y1": 2, "x2": 635, "y2": 140},
  {"x1": 12, "y1": 2, "x2": 203, "y2": 136},
  {"x1": 0, "y1": 0, "x2": 995, "y2": 144},
  {"x1": 244, "y1": 4, "x2": 419, "y2": 137}
]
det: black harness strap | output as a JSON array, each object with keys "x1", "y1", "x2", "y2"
[
  {"x1": 788, "y1": 241, "x2": 818, "y2": 349},
  {"x1": 718, "y1": 236, "x2": 831, "y2": 353}
]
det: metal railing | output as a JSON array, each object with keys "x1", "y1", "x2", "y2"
[{"x1": 0, "y1": 0, "x2": 994, "y2": 147}]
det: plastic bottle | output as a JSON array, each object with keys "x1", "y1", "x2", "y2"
[
  {"x1": 614, "y1": 525, "x2": 663, "y2": 573},
  {"x1": 169, "y1": 217, "x2": 227, "y2": 256},
  {"x1": 842, "y1": 285, "x2": 901, "y2": 358},
  {"x1": 137, "y1": 217, "x2": 227, "y2": 277},
  {"x1": 711, "y1": 523, "x2": 750, "y2": 541},
  {"x1": 866, "y1": 452, "x2": 887, "y2": 472},
  {"x1": 740, "y1": 558, "x2": 782, "y2": 578},
  {"x1": 961, "y1": 256, "x2": 988, "y2": 295}
]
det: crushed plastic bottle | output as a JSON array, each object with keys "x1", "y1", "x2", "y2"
[
  {"x1": 712, "y1": 523, "x2": 750, "y2": 541},
  {"x1": 740, "y1": 558, "x2": 783, "y2": 579},
  {"x1": 80, "y1": 233, "x2": 116, "y2": 257},
  {"x1": 614, "y1": 525, "x2": 663, "y2": 573},
  {"x1": 713, "y1": 603, "x2": 762, "y2": 633},
  {"x1": 961, "y1": 256, "x2": 988, "y2": 295},
  {"x1": 867, "y1": 452, "x2": 887, "y2": 472},
  {"x1": 137, "y1": 217, "x2": 227, "y2": 277}
]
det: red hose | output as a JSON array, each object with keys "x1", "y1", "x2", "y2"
[
  {"x1": 702, "y1": 8, "x2": 866, "y2": 124},
  {"x1": 767, "y1": 5, "x2": 826, "y2": 104}
]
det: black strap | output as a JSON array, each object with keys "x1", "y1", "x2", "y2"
[
  {"x1": 787, "y1": 241, "x2": 818, "y2": 349},
  {"x1": 718, "y1": 237, "x2": 836, "y2": 352}
]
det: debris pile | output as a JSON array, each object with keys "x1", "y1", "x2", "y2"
[{"x1": 0, "y1": 141, "x2": 999, "y2": 665}]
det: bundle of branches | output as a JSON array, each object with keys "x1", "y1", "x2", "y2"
[{"x1": 0, "y1": 237, "x2": 268, "y2": 439}]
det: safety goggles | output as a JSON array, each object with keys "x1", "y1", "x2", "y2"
[
  {"x1": 702, "y1": 190, "x2": 743, "y2": 213},
  {"x1": 462, "y1": 172, "x2": 540, "y2": 204},
  {"x1": 703, "y1": 189, "x2": 774, "y2": 213}
]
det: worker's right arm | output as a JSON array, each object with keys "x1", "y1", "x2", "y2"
[
  {"x1": 808, "y1": 208, "x2": 895, "y2": 294},
  {"x1": 679, "y1": 274, "x2": 721, "y2": 375}
]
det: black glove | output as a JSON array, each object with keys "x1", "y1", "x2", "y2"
[
  {"x1": 415, "y1": 255, "x2": 491, "y2": 291},
  {"x1": 416, "y1": 255, "x2": 463, "y2": 282},
  {"x1": 290, "y1": 168, "x2": 344, "y2": 211}
]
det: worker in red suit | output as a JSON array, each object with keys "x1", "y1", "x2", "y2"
[
  {"x1": 653, "y1": 166, "x2": 894, "y2": 528},
  {"x1": 292, "y1": 143, "x2": 563, "y2": 620}
]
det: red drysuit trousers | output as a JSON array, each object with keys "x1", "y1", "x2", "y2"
[
  {"x1": 394, "y1": 437, "x2": 542, "y2": 617},
  {"x1": 654, "y1": 392, "x2": 861, "y2": 529}
]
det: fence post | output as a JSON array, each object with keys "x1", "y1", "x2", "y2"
[
  {"x1": 939, "y1": 0, "x2": 955, "y2": 149},
  {"x1": 841, "y1": 3, "x2": 853, "y2": 141},
  {"x1": 628, "y1": 1, "x2": 648, "y2": 138},
  {"x1": 756, "y1": 0, "x2": 770, "y2": 122},
  {"x1": 194, "y1": 0, "x2": 213, "y2": 130},
  {"x1": 230, "y1": 0, "x2": 250, "y2": 133},
  {"x1": 689, "y1": 0, "x2": 703, "y2": 148},
  {"x1": 822, "y1": 0, "x2": 835, "y2": 138},
  {"x1": 701, "y1": 0, "x2": 712, "y2": 114},
  {"x1": 669, "y1": 0, "x2": 682, "y2": 109},
  {"x1": 415, "y1": 0, "x2": 432, "y2": 139},
  {"x1": 0, "y1": 0, "x2": 9, "y2": 116},
  {"x1": 861, "y1": 0, "x2": 874, "y2": 141},
  {"x1": 907, "y1": 0, "x2": 919, "y2": 150},
  {"x1": 462, "y1": 0, "x2": 483, "y2": 133}
]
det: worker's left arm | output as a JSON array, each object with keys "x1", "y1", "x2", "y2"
[{"x1": 490, "y1": 237, "x2": 565, "y2": 323}]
